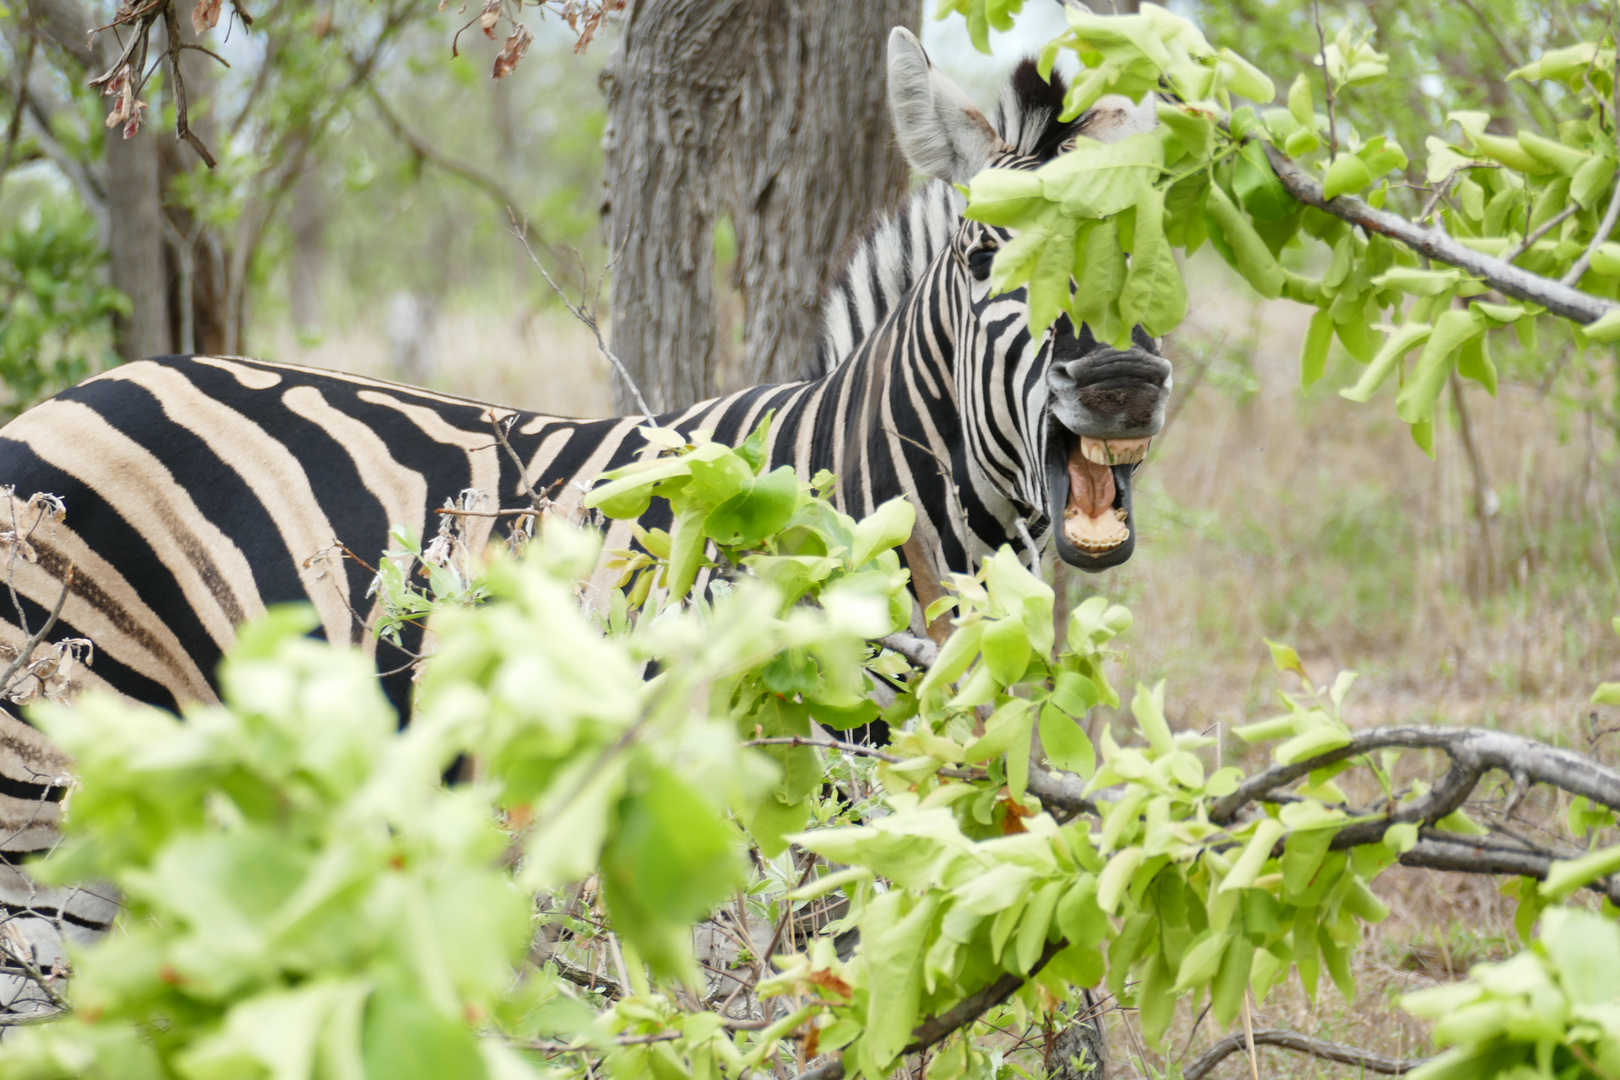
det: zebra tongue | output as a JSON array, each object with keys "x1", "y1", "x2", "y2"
[{"x1": 1062, "y1": 444, "x2": 1130, "y2": 552}]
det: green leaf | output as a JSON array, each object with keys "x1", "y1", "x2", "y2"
[
  {"x1": 1071, "y1": 219, "x2": 1128, "y2": 339},
  {"x1": 863, "y1": 894, "x2": 939, "y2": 1067},
  {"x1": 1039, "y1": 703, "x2": 1096, "y2": 777},
  {"x1": 1593, "y1": 682, "x2": 1620, "y2": 706},
  {"x1": 1217, "y1": 47, "x2": 1275, "y2": 102},
  {"x1": 1051, "y1": 671, "x2": 1100, "y2": 717},
  {"x1": 1056, "y1": 876, "x2": 1109, "y2": 948},
  {"x1": 1156, "y1": 102, "x2": 1213, "y2": 158},
  {"x1": 1541, "y1": 842, "x2": 1620, "y2": 901},
  {"x1": 1342, "y1": 322, "x2": 1431, "y2": 403},
  {"x1": 1455, "y1": 334, "x2": 1497, "y2": 395},
  {"x1": 1321, "y1": 154, "x2": 1373, "y2": 200},
  {"x1": 601, "y1": 767, "x2": 744, "y2": 976},
  {"x1": 1300, "y1": 308, "x2": 1334, "y2": 389},
  {"x1": 1040, "y1": 132, "x2": 1165, "y2": 219},
  {"x1": 1119, "y1": 186, "x2": 1188, "y2": 336},
  {"x1": 363, "y1": 985, "x2": 488, "y2": 1080},
  {"x1": 1097, "y1": 847, "x2": 1145, "y2": 914},
  {"x1": 1204, "y1": 182, "x2": 1283, "y2": 299},
  {"x1": 1234, "y1": 142, "x2": 1296, "y2": 223},
  {"x1": 1573, "y1": 154, "x2": 1616, "y2": 210},
  {"x1": 1130, "y1": 681, "x2": 1173, "y2": 755},
  {"x1": 982, "y1": 617, "x2": 1033, "y2": 686},
  {"x1": 1397, "y1": 309, "x2": 1485, "y2": 423},
  {"x1": 1287, "y1": 73, "x2": 1313, "y2": 128},
  {"x1": 1582, "y1": 308, "x2": 1620, "y2": 343},
  {"x1": 1220, "y1": 818, "x2": 1285, "y2": 892},
  {"x1": 966, "y1": 168, "x2": 1049, "y2": 227},
  {"x1": 1518, "y1": 130, "x2": 1589, "y2": 176},
  {"x1": 851, "y1": 498, "x2": 916, "y2": 567},
  {"x1": 1264, "y1": 639, "x2": 1306, "y2": 679},
  {"x1": 1210, "y1": 931, "x2": 1257, "y2": 1027}
]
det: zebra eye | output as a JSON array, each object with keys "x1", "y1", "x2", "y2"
[{"x1": 967, "y1": 247, "x2": 996, "y2": 281}]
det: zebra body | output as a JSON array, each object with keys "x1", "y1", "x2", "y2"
[{"x1": 0, "y1": 32, "x2": 1174, "y2": 979}]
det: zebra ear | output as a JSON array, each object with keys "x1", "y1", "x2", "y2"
[{"x1": 887, "y1": 27, "x2": 1002, "y2": 184}]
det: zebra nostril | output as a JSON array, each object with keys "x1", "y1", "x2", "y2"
[{"x1": 1047, "y1": 362, "x2": 1079, "y2": 391}]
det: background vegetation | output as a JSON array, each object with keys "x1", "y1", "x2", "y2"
[{"x1": 4, "y1": 0, "x2": 1620, "y2": 1077}]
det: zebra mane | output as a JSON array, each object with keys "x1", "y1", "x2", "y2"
[{"x1": 810, "y1": 60, "x2": 1079, "y2": 378}]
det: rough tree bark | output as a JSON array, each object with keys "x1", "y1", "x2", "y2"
[{"x1": 600, "y1": 0, "x2": 918, "y2": 414}]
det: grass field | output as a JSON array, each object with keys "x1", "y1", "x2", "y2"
[{"x1": 264, "y1": 255, "x2": 1620, "y2": 1077}]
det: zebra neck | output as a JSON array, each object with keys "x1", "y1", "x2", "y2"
[{"x1": 812, "y1": 180, "x2": 960, "y2": 379}]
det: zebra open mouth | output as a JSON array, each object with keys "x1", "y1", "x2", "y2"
[{"x1": 1045, "y1": 428, "x2": 1146, "y2": 571}]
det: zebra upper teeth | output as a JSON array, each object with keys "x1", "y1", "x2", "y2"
[{"x1": 1079, "y1": 436, "x2": 1151, "y2": 465}]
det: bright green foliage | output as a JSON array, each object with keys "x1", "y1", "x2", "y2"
[
  {"x1": 1403, "y1": 908, "x2": 1620, "y2": 1080},
  {"x1": 5, "y1": 425, "x2": 1620, "y2": 1078},
  {"x1": 0, "y1": 203, "x2": 127, "y2": 418},
  {"x1": 2, "y1": 606, "x2": 538, "y2": 1079},
  {"x1": 953, "y1": 1, "x2": 1620, "y2": 452}
]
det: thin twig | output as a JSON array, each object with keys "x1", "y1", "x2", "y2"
[
  {"x1": 161, "y1": 1, "x2": 216, "y2": 167},
  {"x1": 0, "y1": 26, "x2": 37, "y2": 186},
  {"x1": 0, "y1": 566, "x2": 74, "y2": 695},
  {"x1": 363, "y1": 78, "x2": 529, "y2": 216},
  {"x1": 1502, "y1": 204, "x2": 1577, "y2": 264},
  {"x1": 1240, "y1": 993, "x2": 1261, "y2": 1080},
  {"x1": 1313, "y1": 0, "x2": 1337, "y2": 162},
  {"x1": 742, "y1": 736, "x2": 982, "y2": 781},
  {"x1": 508, "y1": 211, "x2": 654, "y2": 418},
  {"x1": 1563, "y1": 50, "x2": 1620, "y2": 287}
]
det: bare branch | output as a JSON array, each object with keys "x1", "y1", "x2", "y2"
[
  {"x1": 1261, "y1": 143, "x2": 1620, "y2": 324},
  {"x1": 508, "y1": 211, "x2": 654, "y2": 418},
  {"x1": 1402, "y1": 831, "x2": 1620, "y2": 905},
  {"x1": 161, "y1": 0, "x2": 215, "y2": 167},
  {"x1": 1184, "y1": 1029, "x2": 1426, "y2": 1080},
  {"x1": 1210, "y1": 725, "x2": 1620, "y2": 825},
  {"x1": 362, "y1": 78, "x2": 526, "y2": 214},
  {"x1": 876, "y1": 632, "x2": 938, "y2": 669}
]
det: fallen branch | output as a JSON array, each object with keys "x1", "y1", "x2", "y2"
[
  {"x1": 1262, "y1": 143, "x2": 1620, "y2": 324},
  {"x1": 1184, "y1": 1029, "x2": 1427, "y2": 1080}
]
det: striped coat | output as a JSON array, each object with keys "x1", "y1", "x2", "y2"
[{"x1": 0, "y1": 32, "x2": 1173, "y2": 969}]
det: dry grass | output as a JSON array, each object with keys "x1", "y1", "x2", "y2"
[{"x1": 267, "y1": 259, "x2": 1620, "y2": 1077}]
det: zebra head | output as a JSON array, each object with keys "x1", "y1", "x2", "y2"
[{"x1": 887, "y1": 28, "x2": 1172, "y2": 573}]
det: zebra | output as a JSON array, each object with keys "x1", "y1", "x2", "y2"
[{"x1": 0, "y1": 28, "x2": 1172, "y2": 972}]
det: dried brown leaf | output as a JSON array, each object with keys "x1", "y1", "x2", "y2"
[
  {"x1": 492, "y1": 24, "x2": 532, "y2": 79},
  {"x1": 191, "y1": 0, "x2": 223, "y2": 35}
]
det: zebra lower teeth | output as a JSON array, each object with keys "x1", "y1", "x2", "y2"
[{"x1": 1079, "y1": 436, "x2": 1151, "y2": 465}]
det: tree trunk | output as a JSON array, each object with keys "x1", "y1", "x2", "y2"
[
  {"x1": 103, "y1": 125, "x2": 172, "y2": 360},
  {"x1": 601, "y1": 0, "x2": 918, "y2": 414}
]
